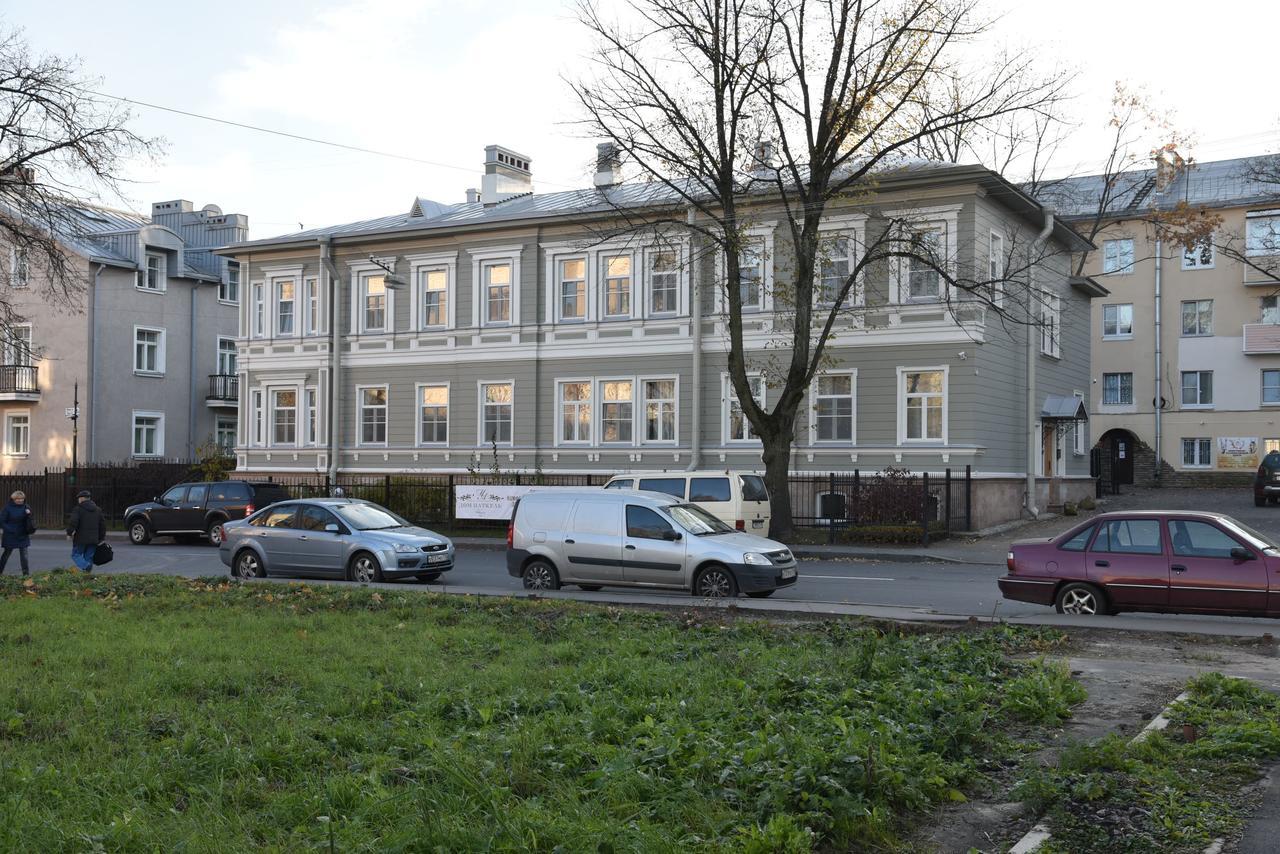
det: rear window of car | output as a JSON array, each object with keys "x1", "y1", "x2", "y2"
[
  {"x1": 639, "y1": 477, "x2": 686, "y2": 499},
  {"x1": 605, "y1": 479, "x2": 634, "y2": 490},
  {"x1": 212, "y1": 482, "x2": 251, "y2": 501},
  {"x1": 1058, "y1": 524, "x2": 1095, "y2": 552},
  {"x1": 186, "y1": 484, "x2": 208, "y2": 504},
  {"x1": 689, "y1": 477, "x2": 731, "y2": 502},
  {"x1": 250, "y1": 484, "x2": 290, "y2": 504},
  {"x1": 1092, "y1": 519, "x2": 1163, "y2": 555},
  {"x1": 740, "y1": 475, "x2": 769, "y2": 502}
]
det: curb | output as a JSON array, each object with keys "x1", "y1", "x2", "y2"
[{"x1": 447, "y1": 538, "x2": 991, "y2": 564}]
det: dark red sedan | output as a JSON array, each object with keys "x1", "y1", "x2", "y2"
[{"x1": 999, "y1": 511, "x2": 1280, "y2": 617}]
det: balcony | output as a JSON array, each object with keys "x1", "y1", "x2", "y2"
[
  {"x1": 0, "y1": 364, "x2": 40, "y2": 401},
  {"x1": 1243, "y1": 323, "x2": 1280, "y2": 355},
  {"x1": 206, "y1": 374, "x2": 239, "y2": 407}
]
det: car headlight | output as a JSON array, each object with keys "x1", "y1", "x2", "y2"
[
  {"x1": 742, "y1": 552, "x2": 771, "y2": 566},
  {"x1": 393, "y1": 543, "x2": 418, "y2": 554}
]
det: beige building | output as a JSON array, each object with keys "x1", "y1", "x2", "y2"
[{"x1": 1050, "y1": 156, "x2": 1280, "y2": 485}]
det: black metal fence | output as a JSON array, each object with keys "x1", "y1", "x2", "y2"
[
  {"x1": 0, "y1": 460, "x2": 201, "y2": 528},
  {"x1": 787, "y1": 466, "x2": 973, "y2": 544}
]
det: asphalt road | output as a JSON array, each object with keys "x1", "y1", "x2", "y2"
[{"x1": 10, "y1": 535, "x2": 1280, "y2": 637}]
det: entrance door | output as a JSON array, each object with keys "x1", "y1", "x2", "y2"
[
  {"x1": 1110, "y1": 434, "x2": 1134, "y2": 485},
  {"x1": 1042, "y1": 427, "x2": 1055, "y2": 478}
]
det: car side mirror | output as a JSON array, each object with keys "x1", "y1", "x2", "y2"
[
  {"x1": 1231, "y1": 547, "x2": 1255, "y2": 561},
  {"x1": 325, "y1": 523, "x2": 341, "y2": 534},
  {"x1": 662, "y1": 529, "x2": 682, "y2": 541}
]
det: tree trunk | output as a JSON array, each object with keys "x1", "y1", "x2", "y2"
[{"x1": 761, "y1": 421, "x2": 797, "y2": 541}]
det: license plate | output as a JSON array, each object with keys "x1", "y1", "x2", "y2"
[
  {"x1": 781, "y1": 568, "x2": 796, "y2": 579},
  {"x1": 752, "y1": 519, "x2": 764, "y2": 529},
  {"x1": 426, "y1": 553, "x2": 450, "y2": 564}
]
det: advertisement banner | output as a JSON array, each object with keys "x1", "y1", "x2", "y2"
[
  {"x1": 1216, "y1": 437, "x2": 1259, "y2": 469},
  {"x1": 453, "y1": 485, "x2": 582, "y2": 520}
]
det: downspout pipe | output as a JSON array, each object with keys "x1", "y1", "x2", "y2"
[
  {"x1": 88, "y1": 262, "x2": 105, "y2": 463},
  {"x1": 319, "y1": 236, "x2": 341, "y2": 488},
  {"x1": 685, "y1": 206, "x2": 702, "y2": 472},
  {"x1": 1153, "y1": 235, "x2": 1163, "y2": 484},
  {"x1": 1026, "y1": 209, "x2": 1055, "y2": 518},
  {"x1": 189, "y1": 279, "x2": 199, "y2": 457}
]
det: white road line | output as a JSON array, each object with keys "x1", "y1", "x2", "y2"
[{"x1": 800, "y1": 574, "x2": 894, "y2": 581}]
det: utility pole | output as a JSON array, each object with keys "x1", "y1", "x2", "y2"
[{"x1": 69, "y1": 380, "x2": 79, "y2": 484}]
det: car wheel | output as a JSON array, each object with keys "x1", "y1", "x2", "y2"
[
  {"x1": 207, "y1": 520, "x2": 226, "y2": 547},
  {"x1": 578, "y1": 584, "x2": 603, "y2": 591},
  {"x1": 1055, "y1": 582, "x2": 1109, "y2": 616},
  {"x1": 694, "y1": 565, "x2": 738, "y2": 598},
  {"x1": 128, "y1": 519, "x2": 152, "y2": 545},
  {"x1": 233, "y1": 550, "x2": 264, "y2": 580},
  {"x1": 348, "y1": 552, "x2": 383, "y2": 584},
  {"x1": 746, "y1": 589, "x2": 775, "y2": 598},
  {"x1": 521, "y1": 559, "x2": 560, "y2": 591},
  {"x1": 415, "y1": 572, "x2": 442, "y2": 583}
]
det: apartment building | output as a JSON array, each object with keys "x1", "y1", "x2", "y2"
[
  {"x1": 1049, "y1": 156, "x2": 1280, "y2": 485},
  {"x1": 222, "y1": 146, "x2": 1099, "y2": 526},
  {"x1": 0, "y1": 199, "x2": 245, "y2": 471}
]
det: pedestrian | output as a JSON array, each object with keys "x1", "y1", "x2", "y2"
[
  {"x1": 0, "y1": 490, "x2": 34, "y2": 576},
  {"x1": 66, "y1": 489, "x2": 106, "y2": 573}
]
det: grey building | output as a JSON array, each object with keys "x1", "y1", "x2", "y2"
[
  {"x1": 0, "y1": 199, "x2": 245, "y2": 471},
  {"x1": 223, "y1": 147, "x2": 1099, "y2": 527}
]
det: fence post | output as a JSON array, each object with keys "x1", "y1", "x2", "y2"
[
  {"x1": 852, "y1": 469, "x2": 860, "y2": 525},
  {"x1": 965, "y1": 465, "x2": 973, "y2": 532},
  {"x1": 384, "y1": 474, "x2": 391, "y2": 508},
  {"x1": 944, "y1": 468, "x2": 952, "y2": 533},
  {"x1": 448, "y1": 473, "x2": 456, "y2": 527},
  {"x1": 828, "y1": 471, "x2": 836, "y2": 545},
  {"x1": 921, "y1": 471, "x2": 930, "y2": 547}
]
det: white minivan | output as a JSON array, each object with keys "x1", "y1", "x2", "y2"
[
  {"x1": 602, "y1": 471, "x2": 771, "y2": 533},
  {"x1": 506, "y1": 489, "x2": 797, "y2": 598}
]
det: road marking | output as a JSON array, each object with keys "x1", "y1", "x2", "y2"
[{"x1": 800, "y1": 574, "x2": 894, "y2": 581}]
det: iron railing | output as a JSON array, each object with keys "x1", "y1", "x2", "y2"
[
  {"x1": 0, "y1": 364, "x2": 38, "y2": 395},
  {"x1": 207, "y1": 374, "x2": 238, "y2": 401}
]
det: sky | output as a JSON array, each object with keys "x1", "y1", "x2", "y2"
[{"x1": 5, "y1": 0, "x2": 1279, "y2": 239}]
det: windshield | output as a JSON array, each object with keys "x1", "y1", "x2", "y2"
[
  {"x1": 667, "y1": 503, "x2": 734, "y2": 535},
  {"x1": 1220, "y1": 517, "x2": 1280, "y2": 551},
  {"x1": 333, "y1": 503, "x2": 410, "y2": 530}
]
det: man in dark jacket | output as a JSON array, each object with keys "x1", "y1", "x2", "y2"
[{"x1": 67, "y1": 490, "x2": 106, "y2": 572}]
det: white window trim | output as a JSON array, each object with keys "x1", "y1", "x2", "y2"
[
  {"x1": 1181, "y1": 237, "x2": 1216, "y2": 270},
  {"x1": 131, "y1": 410, "x2": 165, "y2": 458},
  {"x1": 268, "y1": 386, "x2": 301, "y2": 449},
  {"x1": 643, "y1": 242, "x2": 689, "y2": 319},
  {"x1": 639, "y1": 374, "x2": 680, "y2": 445},
  {"x1": 3, "y1": 322, "x2": 33, "y2": 366},
  {"x1": 1101, "y1": 238, "x2": 1136, "y2": 276},
  {"x1": 302, "y1": 277, "x2": 323, "y2": 336},
  {"x1": 596, "y1": 376, "x2": 638, "y2": 446},
  {"x1": 885, "y1": 204, "x2": 961, "y2": 304},
  {"x1": 1263, "y1": 369, "x2": 1280, "y2": 407},
  {"x1": 722, "y1": 372, "x2": 765, "y2": 445},
  {"x1": 1102, "y1": 303, "x2": 1134, "y2": 340},
  {"x1": 714, "y1": 222, "x2": 777, "y2": 314},
  {"x1": 1180, "y1": 299, "x2": 1214, "y2": 337},
  {"x1": 9, "y1": 247, "x2": 29, "y2": 289},
  {"x1": 273, "y1": 276, "x2": 298, "y2": 338},
  {"x1": 250, "y1": 282, "x2": 265, "y2": 339},
  {"x1": 1039, "y1": 292, "x2": 1061, "y2": 358},
  {"x1": 348, "y1": 259, "x2": 396, "y2": 335},
  {"x1": 138, "y1": 252, "x2": 167, "y2": 293},
  {"x1": 250, "y1": 389, "x2": 264, "y2": 447},
  {"x1": 599, "y1": 251, "x2": 636, "y2": 321},
  {"x1": 414, "y1": 381, "x2": 450, "y2": 446},
  {"x1": 216, "y1": 335, "x2": 237, "y2": 375},
  {"x1": 476, "y1": 379, "x2": 515, "y2": 447},
  {"x1": 356, "y1": 384, "x2": 389, "y2": 447},
  {"x1": 4, "y1": 409, "x2": 30, "y2": 457},
  {"x1": 132, "y1": 325, "x2": 166, "y2": 376},
  {"x1": 896, "y1": 365, "x2": 949, "y2": 444},
  {"x1": 303, "y1": 385, "x2": 319, "y2": 447},
  {"x1": 1182, "y1": 437, "x2": 1213, "y2": 469},
  {"x1": 469, "y1": 246, "x2": 523, "y2": 328},
  {"x1": 1072, "y1": 391, "x2": 1087, "y2": 456},
  {"x1": 1245, "y1": 210, "x2": 1280, "y2": 257},
  {"x1": 815, "y1": 215, "x2": 867, "y2": 308},
  {"x1": 1100, "y1": 372, "x2": 1135, "y2": 408},
  {"x1": 406, "y1": 251, "x2": 458, "y2": 331},
  {"x1": 808, "y1": 369, "x2": 858, "y2": 445},
  {"x1": 987, "y1": 230, "x2": 1006, "y2": 304},
  {"x1": 215, "y1": 414, "x2": 237, "y2": 452},
  {"x1": 555, "y1": 377, "x2": 595, "y2": 446},
  {"x1": 1181, "y1": 370, "x2": 1214, "y2": 410},
  {"x1": 219, "y1": 260, "x2": 241, "y2": 305},
  {"x1": 547, "y1": 252, "x2": 590, "y2": 324}
]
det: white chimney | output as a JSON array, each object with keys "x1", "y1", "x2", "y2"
[
  {"x1": 480, "y1": 145, "x2": 533, "y2": 206},
  {"x1": 752, "y1": 140, "x2": 776, "y2": 176},
  {"x1": 465, "y1": 188, "x2": 480, "y2": 204},
  {"x1": 594, "y1": 142, "x2": 623, "y2": 188}
]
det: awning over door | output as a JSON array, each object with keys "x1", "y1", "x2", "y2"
[{"x1": 1041, "y1": 394, "x2": 1087, "y2": 421}]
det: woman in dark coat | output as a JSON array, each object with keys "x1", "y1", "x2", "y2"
[{"x1": 0, "y1": 490, "x2": 33, "y2": 576}]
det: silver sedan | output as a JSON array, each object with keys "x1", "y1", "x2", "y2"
[{"x1": 218, "y1": 498, "x2": 455, "y2": 583}]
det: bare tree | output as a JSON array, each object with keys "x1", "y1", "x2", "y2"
[
  {"x1": 0, "y1": 26, "x2": 158, "y2": 328},
  {"x1": 571, "y1": 0, "x2": 1069, "y2": 537}
]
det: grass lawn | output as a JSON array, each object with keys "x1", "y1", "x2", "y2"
[{"x1": 1, "y1": 572, "x2": 1082, "y2": 852}]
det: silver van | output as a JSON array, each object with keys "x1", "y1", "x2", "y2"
[{"x1": 506, "y1": 489, "x2": 798, "y2": 598}]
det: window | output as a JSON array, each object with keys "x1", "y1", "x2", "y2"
[
  {"x1": 304, "y1": 387, "x2": 318, "y2": 445},
  {"x1": 1268, "y1": 439, "x2": 1280, "y2": 454},
  {"x1": 600, "y1": 380, "x2": 633, "y2": 443},
  {"x1": 10, "y1": 248, "x2": 29, "y2": 289},
  {"x1": 643, "y1": 379, "x2": 676, "y2": 443},
  {"x1": 1073, "y1": 391, "x2": 1086, "y2": 455},
  {"x1": 1092, "y1": 518, "x2": 1163, "y2": 554},
  {"x1": 251, "y1": 505, "x2": 297, "y2": 528},
  {"x1": 901, "y1": 369, "x2": 945, "y2": 442},
  {"x1": 298, "y1": 505, "x2": 339, "y2": 532},
  {"x1": 250, "y1": 389, "x2": 263, "y2": 445},
  {"x1": 187, "y1": 484, "x2": 208, "y2": 505},
  {"x1": 906, "y1": 229, "x2": 943, "y2": 300},
  {"x1": 1182, "y1": 239, "x2": 1215, "y2": 270},
  {"x1": 690, "y1": 478, "x2": 731, "y2": 502},
  {"x1": 1059, "y1": 524, "x2": 1095, "y2": 552},
  {"x1": 133, "y1": 327, "x2": 164, "y2": 374},
  {"x1": 988, "y1": 232, "x2": 1005, "y2": 281},
  {"x1": 272, "y1": 389, "x2": 297, "y2": 445},
  {"x1": 420, "y1": 269, "x2": 447, "y2": 328},
  {"x1": 304, "y1": 278, "x2": 320, "y2": 335},
  {"x1": 818, "y1": 236, "x2": 853, "y2": 305},
  {"x1": 605, "y1": 479, "x2": 633, "y2": 490},
  {"x1": 251, "y1": 283, "x2": 264, "y2": 337},
  {"x1": 276, "y1": 279, "x2": 296, "y2": 335},
  {"x1": 649, "y1": 251, "x2": 679, "y2": 314},
  {"x1": 1265, "y1": 370, "x2": 1280, "y2": 405},
  {"x1": 1102, "y1": 373, "x2": 1133, "y2": 405},
  {"x1": 484, "y1": 262, "x2": 512, "y2": 324},
  {"x1": 1182, "y1": 437, "x2": 1212, "y2": 467},
  {"x1": 215, "y1": 415, "x2": 236, "y2": 452},
  {"x1": 1263, "y1": 296, "x2": 1280, "y2": 324},
  {"x1": 4, "y1": 412, "x2": 28, "y2": 456},
  {"x1": 3, "y1": 324, "x2": 32, "y2": 365},
  {"x1": 359, "y1": 387, "x2": 387, "y2": 445},
  {"x1": 363, "y1": 275, "x2": 387, "y2": 332},
  {"x1": 626, "y1": 505, "x2": 675, "y2": 540},
  {"x1": 814, "y1": 374, "x2": 854, "y2": 442},
  {"x1": 738, "y1": 244, "x2": 763, "y2": 309},
  {"x1": 559, "y1": 381, "x2": 592, "y2": 443},
  {"x1": 1102, "y1": 304, "x2": 1133, "y2": 339},
  {"x1": 1102, "y1": 239, "x2": 1135, "y2": 274},
  {"x1": 603, "y1": 255, "x2": 632, "y2": 317},
  {"x1": 1181, "y1": 371, "x2": 1213, "y2": 407},
  {"x1": 1180, "y1": 299, "x2": 1213, "y2": 336},
  {"x1": 217, "y1": 337, "x2": 237, "y2": 376},
  {"x1": 419, "y1": 385, "x2": 448, "y2": 444},
  {"x1": 220, "y1": 262, "x2": 240, "y2": 303},
  {"x1": 481, "y1": 382, "x2": 513, "y2": 444},
  {"x1": 140, "y1": 253, "x2": 166, "y2": 291},
  {"x1": 1039, "y1": 294, "x2": 1060, "y2": 357},
  {"x1": 1246, "y1": 211, "x2": 1280, "y2": 256},
  {"x1": 637, "y1": 477, "x2": 686, "y2": 498},
  {"x1": 558, "y1": 258, "x2": 586, "y2": 321},
  {"x1": 132, "y1": 411, "x2": 163, "y2": 457},
  {"x1": 1168, "y1": 520, "x2": 1242, "y2": 559},
  {"x1": 726, "y1": 375, "x2": 765, "y2": 442}
]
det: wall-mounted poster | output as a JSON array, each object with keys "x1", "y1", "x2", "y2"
[{"x1": 1217, "y1": 437, "x2": 1259, "y2": 469}]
